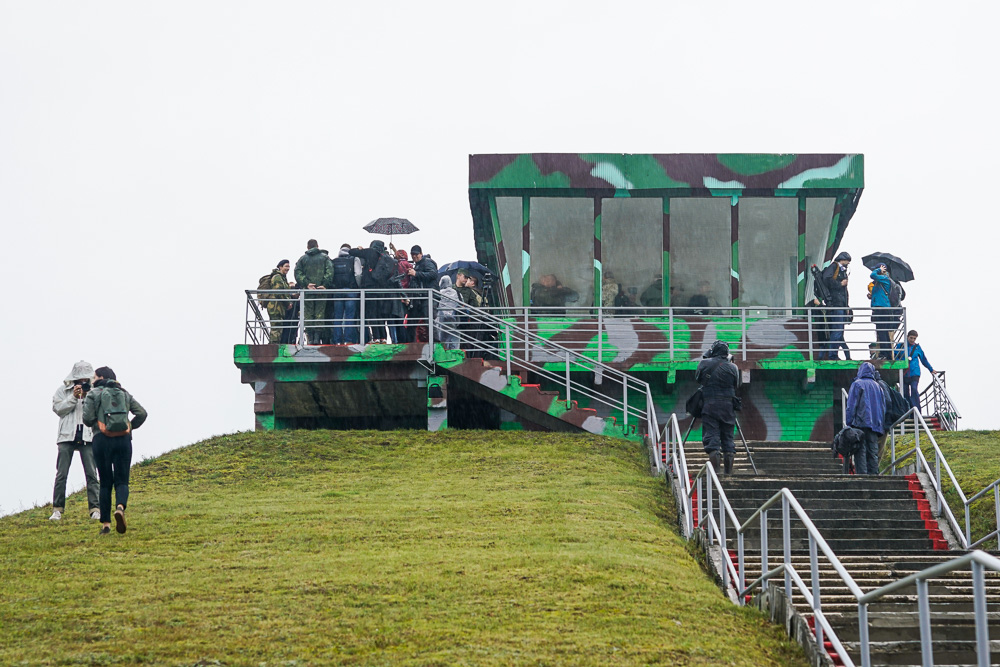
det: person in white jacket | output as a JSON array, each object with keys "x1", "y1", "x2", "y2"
[{"x1": 50, "y1": 360, "x2": 100, "y2": 521}]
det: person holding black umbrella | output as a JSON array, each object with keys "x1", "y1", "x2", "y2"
[{"x1": 869, "y1": 263, "x2": 903, "y2": 359}]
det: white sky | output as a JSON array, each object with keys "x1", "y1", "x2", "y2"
[{"x1": 2, "y1": 1, "x2": 997, "y2": 515}]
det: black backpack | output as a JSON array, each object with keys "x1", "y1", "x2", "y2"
[
  {"x1": 332, "y1": 256, "x2": 357, "y2": 289},
  {"x1": 371, "y1": 253, "x2": 398, "y2": 286},
  {"x1": 834, "y1": 426, "x2": 864, "y2": 457},
  {"x1": 685, "y1": 388, "x2": 704, "y2": 418},
  {"x1": 879, "y1": 379, "x2": 910, "y2": 425}
]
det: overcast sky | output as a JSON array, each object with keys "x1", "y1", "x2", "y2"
[{"x1": 2, "y1": 1, "x2": 997, "y2": 515}]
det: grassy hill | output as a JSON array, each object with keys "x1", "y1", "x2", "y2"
[
  {"x1": 0, "y1": 431, "x2": 806, "y2": 666},
  {"x1": 888, "y1": 430, "x2": 1000, "y2": 546}
]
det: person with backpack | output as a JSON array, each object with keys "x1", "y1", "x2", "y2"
[
  {"x1": 894, "y1": 329, "x2": 935, "y2": 410},
  {"x1": 869, "y1": 263, "x2": 902, "y2": 360},
  {"x1": 695, "y1": 340, "x2": 741, "y2": 475},
  {"x1": 293, "y1": 240, "x2": 334, "y2": 345},
  {"x1": 845, "y1": 362, "x2": 886, "y2": 475},
  {"x1": 389, "y1": 249, "x2": 413, "y2": 344},
  {"x1": 406, "y1": 245, "x2": 438, "y2": 343},
  {"x1": 820, "y1": 252, "x2": 852, "y2": 360},
  {"x1": 49, "y1": 360, "x2": 101, "y2": 522},
  {"x1": 349, "y1": 239, "x2": 395, "y2": 343},
  {"x1": 260, "y1": 260, "x2": 294, "y2": 344},
  {"x1": 82, "y1": 366, "x2": 147, "y2": 536},
  {"x1": 331, "y1": 244, "x2": 363, "y2": 345}
]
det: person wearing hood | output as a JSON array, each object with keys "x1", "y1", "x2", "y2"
[
  {"x1": 695, "y1": 340, "x2": 741, "y2": 474},
  {"x1": 349, "y1": 239, "x2": 392, "y2": 343},
  {"x1": 407, "y1": 245, "x2": 438, "y2": 343},
  {"x1": 820, "y1": 252, "x2": 852, "y2": 360},
  {"x1": 845, "y1": 362, "x2": 886, "y2": 475},
  {"x1": 83, "y1": 366, "x2": 148, "y2": 535},
  {"x1": 869, "y1": 263, "x2": 900, "y2": 360},
  {"x1": 266, "y1": 260, "x2": 294, "y2": 344},
  {"x1": 294, "y1": 240, "x2": 334, "y2": 345},
  {"x1": 435, "y1": 274, "x2": 461, "y2": 350},
  {"x1": 331, "y1": 244, "x2": 363, "y2": 345},
  {"x1": 50, "y1": 361, "x2": 101, "y2": 521}
]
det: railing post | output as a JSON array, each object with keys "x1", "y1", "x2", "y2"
[
  {"x1": 917, "y1": 579, "x2": 934, "y2": 666},
  {"x1": 741, "y1": 308, "x2": 747, "y2": 361},
  {"x1": 995, "y1": 485, "x2": 1000, "y2": 551},
  {"x1": 297, "y1": 289, "x2": 306, "y2": 345},
  {"x1": 426, "y1": 289, "x2": 435, "y2": 349},
  {"x1": 760, "y1": 509, "x2": 768, "y2": 581},
  {"x1": 505, "y1": 323, "x2": 511, "y2": 378},
  {"x1": 668, "y1": 307, "x2": 675, "y2": 361},
  {"x1": 737, "y1": 532, "x2": 745, "y2": 602},
  {"x1": 858, "y1": 602, "x2": 871, "y2": 667},
  {"x1": 806, "y1": 307, "x2": 814, "y2": 361},
  {"x1": 696, "y1": 477, "x2": 703, "y2": 530},
  {"x1": 719, "y1": 496, "x2": 728, "y2": 592},
  {"x1": 781, "y1": 494, "x2": 791, "y2": 598},
  {"x1": 564, "y1": 351, "x2": 571, "y2": 405},
  {"x1": 890, "y1": 429, "x2": 896, "y2": 475},
  {"x1": 706, "y1": 473, "x2": 715, "y2": 544},
  {"x1": 972, "y1": 561, "x2": 990, "y2": 667},
  {"x1": 358, "y1": 289, "x2": 365, "y2": 345},
  {"x1": 914, "y1": 417, "x2": 921, "y2": 474},
  {"x1": 597, "y1": 307, "x2": 603, "y2": 365},
  {"x1": 935, "y1": 453, "x2": 942, "y2": 514},
  {"x1": 623, "y1": 381, "x2": 628, "y2": 428},
  {"x1": 809, "y1": 535, "x2": 823, "y2": 647}
]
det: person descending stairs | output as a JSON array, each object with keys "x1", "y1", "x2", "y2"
[{"x1": 683, "y1": 438, "x2": 1000, "y2": 666}]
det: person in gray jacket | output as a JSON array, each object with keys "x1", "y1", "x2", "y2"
[{"x1": 50, "y1": 360, "x2": 101, "y2": 521}]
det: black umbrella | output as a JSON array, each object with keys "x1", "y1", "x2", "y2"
[
  {"x1": 363, "y1": 217, "x2": 419, "y2": 244},
  {"x1": 438, "y1": 260, "x2": 489, "y2": 286},
  {"x1": 861, "y1": 252, "x2": 914, "y2": 282}
]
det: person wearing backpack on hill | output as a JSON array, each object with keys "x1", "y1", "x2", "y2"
[
  {"x1": 264, "y1": 260, "x2": 294, "y2": 344},
  {"x1": 49, "y1": 360, "x2": 101, "y2": 522},
  {"x1": 696, "y1": 340, "x2": 741, "y2": 475},
  {"x1": 83, "y1": 366, "x2": 147, "y2": 536},
  {"x1": 294, "y1": 240, "x2": 334, "y2": 345},
  {"x1": 845, "y1": 362, "x2": 885, "y2": 476},
  {"x1": 869, "y1": 263, "x2": 902, "y2": 360},
  {"x1": 820, "y1": 252, "x2": 852, "y2": 360},
  {"x1": 349, "y1": 239, "x2": 394, "y2": 343},
  {"x1": 331, "y1": 244, "x2": 363, "y2": 345},
  {"x1": 894, "y1": 329, "x2": 935, "y2": 410},
  {"x1": 407, "y1": 245, "x2": 438, "y2": 343}
]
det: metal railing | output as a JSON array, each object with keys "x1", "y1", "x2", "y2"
[
  {"x1": 244, "y1": 289, "x2": 660, "y2": 439},
  {"x1": 477, "y1": 305, "x2": 907, "y2": 363},
  {"x1": 919, "y1": 372, "x2": 961, "y2": 430},
  {"x1": 665, "y1": 410, "x2": 1000, "y2": 667},
  {"x1": 883, "y1": 408, "x2": 1000, "y2": 551},
  {"x1": 857, "y1": 551, "x2": 1000, "y2": 667}
]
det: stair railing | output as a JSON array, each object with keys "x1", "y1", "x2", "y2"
[
  {"x1": 666, "y1": 445, "x2": 859, "y2": 666},
  {"x1": 884, "y1": 408, "x2": 1000, "y2": 550},
  {"x1": 918, "y1": 372, "x2": 960, "y2": 430},
  {"x1": 432, "y1": 291, "x2": 660, "y2": 440},
  {"x1": 856, "y1": 550, "x2": 1000, "y2": 667}
]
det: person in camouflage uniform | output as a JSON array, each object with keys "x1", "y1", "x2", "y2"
[
  {"x1": 266, "y1": 260, "x2": 293, "y2": 344},
  {"x1": 294, "y1": 240, "x2": 333, "y2": 345}
]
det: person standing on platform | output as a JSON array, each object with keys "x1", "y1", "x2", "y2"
[
  {"x1": 49, "y1": 360, "x2": 100, "y2": 521},
  {"x1": 407, "y1": 245, "x2": 438, "y2": 343},
  {"x1": 294, "y1": 240, "x2": 333, "y2": 345},
  {"x1": 83, "y1": 366, "x2": 148, "y2": 536},
  {"x1": 845, "y1": 362, "x2": 886, "y2": 476},
  {"x1": 821, "y1": 252, "x2": 852, "y2": 360},
  {"x1": 696, "y1": 340, "x2": 741, "y2": 475},
  {"x1": 895, "y1": 330, "x2": 934, "y2": 410},
  {"x1": 266, "y1": 260, "x2": 294, "y2": 344}
]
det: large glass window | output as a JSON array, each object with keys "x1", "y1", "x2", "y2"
[
  {"x1": 601, "y1": 198, "x2": 662, "y2": 308},
  {"x1": 529, "y1": 198, "x2": 594, "y2": 308},
  {"x1": 496, "y1": 197, "x2": 523, "y2": 304},
  {"x1": 805, "y1": 198, "x2": 836, "y2": 302},
  {"x1": 669, "y1": 198, "x2": 731, "y2": 309},
  {"x1": 738, "y1": 198, "x2": 798, "y2": 308}
]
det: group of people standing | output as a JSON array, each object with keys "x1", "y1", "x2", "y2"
[
  {"x1": 262, "y1": 239, "x2": 487, "y2": 347},
  {"x1": 50, "y1": 361, "x2": 147, "y2": 536}
]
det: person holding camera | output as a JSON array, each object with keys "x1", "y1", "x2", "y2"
[
  {"x1": 50, "y1": 361, "x2": 101, "y2": 521},
  {"x1": 83, "y1": 366, "x2": 148, "y2": 536}
]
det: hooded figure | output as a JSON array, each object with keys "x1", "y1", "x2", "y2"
[
  {"x1": 50, "y1": 360, "x2": 100, "y2": 521},
  {"x1": 435, "y1": 274, "x2": 461, "y2": 350},
  {"x1": 845, "y1": 362, "x2": 886, "y2": 475},
  {"x1": 349, "y1": 240, "x2": 393, "y2": 342},
  {"x1": 294, "y1": 242, "x2": 334, "y2": 344},
  {"x1": 695, "y1": 340, "x2": 742, "y2": 474}
]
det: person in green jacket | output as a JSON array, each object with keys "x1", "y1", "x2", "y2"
[
  {"x1": 294, "y1": 240, "x2": 333, "y2": 345},
  {"x1": 267, "y1": 260, "x2": 294, "y2": 344}
]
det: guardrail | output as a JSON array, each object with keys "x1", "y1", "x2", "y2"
[
  {"x1": 665, "y1": 410, "x2": 1000, "y2": 667},
  {"x1": 919, "y1": 372, "x2": 961, "y2": 430},
  {"x1": 479, "y1": 305, "x2": 907, "y2": 363},
  {"x1": 244, "y1": 289, "x2": 660, "y2": 440}
]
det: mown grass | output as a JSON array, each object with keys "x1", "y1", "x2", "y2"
[
  {"x1": 1, "y1": 430, "x2": 807, "y2": 666},
  {"x1": 886, "y1": 430, "x2": 1000, "y2": 547}
]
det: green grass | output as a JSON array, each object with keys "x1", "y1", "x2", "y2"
[
  {"x1": 1, "y1": 430, "x2": 807, "y2": 666},
  {"x1": 886, "y1": 430, "x2": 1000, "y2": 547}
]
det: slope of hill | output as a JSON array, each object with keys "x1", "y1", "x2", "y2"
[{"x1": 0, "y1": 431, "x2": 806, "y2": 666}]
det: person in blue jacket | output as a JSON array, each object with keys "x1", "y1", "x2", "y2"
[
  {"x1": 893, "y1": 330, "x2": 934, "y2": 410},
  {"x1": 870, "y1": 264, "x2": 897, "y2": 360},
  {"x1": 845, "y1": 362, "x2": 886, "y2": 475}
]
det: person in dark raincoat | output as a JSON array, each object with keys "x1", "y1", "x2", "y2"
[
  {"x1": 845, "y1": 362, "x2": 886, "y2": 475},
  {"x1": 821, "y1": 252, "x2": 852, "y2": 360},
  {"x1": 695, "y1": 340, "x2": 741, "y2": 474}
]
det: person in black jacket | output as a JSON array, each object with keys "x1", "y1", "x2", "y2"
[
  {"x1": 820, "y1": 252, "x2": 852, "y2": 360},
  {"x1": 695, "y1": 340, "x2": 741, "y2": 474},
  {"x1": 407, "y1": 245, "x2": 438, "y2": 343},
  {"x1": 349, "y1": 240, "x2": 392, "y2": 343}
]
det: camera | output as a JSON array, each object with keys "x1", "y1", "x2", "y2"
[{"x1": 74, "y1": 379, "x2": 91, "y2": 393}]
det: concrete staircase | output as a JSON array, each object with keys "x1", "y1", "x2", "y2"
[{"x1": 682, "y1": 439, "x2": 1000, "y2": 665}]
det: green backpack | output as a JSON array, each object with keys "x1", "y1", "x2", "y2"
[{"x1": 97, "y1": 387, "x2": 131, "y2": 436}]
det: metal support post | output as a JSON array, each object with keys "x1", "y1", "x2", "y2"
[
  {"x1": 737, "y1": 533, "x2": 745, "y2": 601},
  {"x1": 706, "y1": 473, "x2": 714, "y2": 544},
  {"x1": 564, "y1": 351, "x2": 571, "y2": 404},
  {"x1": 358, "y1": 290, "x2": 365, "y2": 345},
  {"x1": 935, "y1": 454, "x2": 942, "y2": 514},
  {"x1": 426, "y1": 289, "x2": 435, "y2": 348},
  {"x1": 760, "y1": 510, "x2": 768, "y2": 579},
  {"x1": 668, "y1": 307, "x2": 674, "y2": 361},
  {"x1": 809, "y1": 535, "x2": 823, "y2": 647},
  {"x1": 781, "y1": 494, "x2": 791, "y2": 597},
  {"x1": 917, "y1": 579, "x2": 933, "y2": 666},
  {"x1": 297, "y1": 290, "x2": 306, "y2": 345},
  {"x1": 505, "y1": 323, "x2": 511, "y2": 378},
  {"x1": 972, "y1": 561, "x2": 990, "y2": 667},
  {"x1": 995, "y1": 485, "x2": 1000, "y2": 550},
  {"x1": 597, "y1": 307, "x2": 603, "y2": 365},
  {"x1": 741, "y1": 309, "x2": 747, "y2": 361},
  {"x1": 695, "y1": 477, "x2": 703, "y2": 530},
  {"x1": 806, "y1": 308, "x2": 814, "y2": 361},
  {"x1": 623, "y1": 381, "x2": 628, "y2": 428},
  {"x1": 719, "y1": 498, "x2": 728, "y2": 591},
  {"x1": 858, "y1": 603, "x2": 871, "y2": 667}
]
